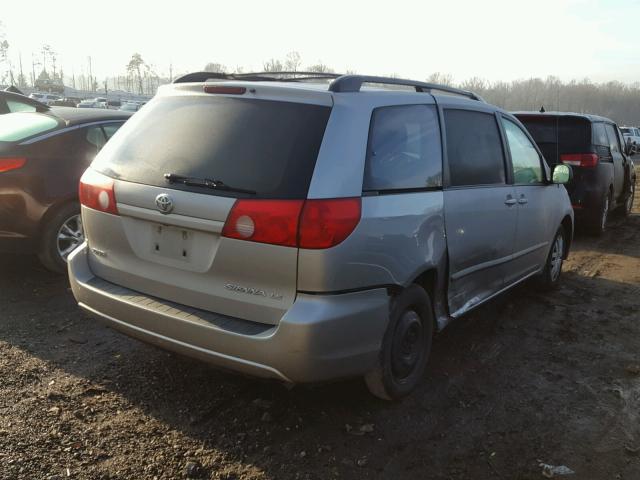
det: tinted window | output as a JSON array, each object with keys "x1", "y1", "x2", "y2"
[
  {"x1": 444, "y1": 109, "x2": 505, "y2": 186},
  {"x1": 592, "y1": 123, "x2": 608, "y2": 147},
  {"x1": 502, "y1": 118, "x2": 543, "y2": 184},
  {"x1": 86, "y1": 126, "x2": 107, "y2": 150},
  {"x1": 604, "y1": 124, "x2": 621, "y2": 152},
  {"x1": 0, "y1": 113, "x2": 59, "y2": 142},
  {"x1": 102, "y1": 123, "x2": 123, "y2": 140},
  {"x1": 515, "y1": 115, "x2": 591, "y2": 165},
  {"x1": 364, "y1": 105, "x2": 441, "y2": 191},
  {"x1": 7, "y1": 100, "x2": 36, "y2": 113},
  {"x1": 93, "y1": 96, "x2": 331, "y2": 199}
]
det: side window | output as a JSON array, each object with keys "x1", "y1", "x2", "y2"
[
  {"x1": 102, "y1": 122, "x2": 124, "y2": 140},
  {"x1": 501, "y1": 118, "x2": 543, "y2": 184},
  {"x1": 86, "y1": 126, "x2": 107, "y2": 151},
  {"x1": 604, "y1": 124, "x2": 621, "y2": 153},
  {"x1": 444, "y1": 109, "x2": 505, "y2": 187},
  {"x1": 7, "y1": 100, "x2": 36, "y2": 113},
  {"x1": 592, "y1": 123, "x2": 609, "y2": 147},
  {"x1": 364, "y1": 104, "x2": 442, "y2": 191}
]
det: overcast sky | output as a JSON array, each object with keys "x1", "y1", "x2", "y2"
[{"x1": 2, "y1": 0, "x2": 639, "y2": 84}]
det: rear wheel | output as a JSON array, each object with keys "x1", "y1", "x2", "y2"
[
  {"x1": 365, "y1": 285, "x2": 433, "y2": 401},
  {"x1": 38, "y1": 203, "x2": 84, "y2": 273}
]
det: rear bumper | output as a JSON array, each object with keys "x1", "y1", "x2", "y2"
[{"x1": 68, "y1": 243, "x2": 390, "y2": 383}]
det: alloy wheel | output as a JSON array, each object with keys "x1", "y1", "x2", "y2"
[{"x1": 56, "y1": 214, "x2": 84, "y2": 261}]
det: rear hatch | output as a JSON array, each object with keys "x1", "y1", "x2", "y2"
[
  {"x1": 515, "y1": 114, "x2": 592, "y2": 166},
  {"x1": 84, "y1": 86, "x2": 332, "y2": 325},
  {"x1": 515, "y1": 114, "x2": 592, "y2": 196}
]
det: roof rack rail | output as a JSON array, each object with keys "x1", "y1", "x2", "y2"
[
  {"x1": 173, "y1": 71, "x2": 343, "y2": 84},
  {"x1": 328, "y1": 75, "x2": 484, "y2": 101}
]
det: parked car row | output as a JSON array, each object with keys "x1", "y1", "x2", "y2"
[
  {"x1": 515, "y1": 112, "x2": 636, "y2": 234},
  {"x1": 0, "y1": 106, "x2": 132, "y2": 271},
  {"x1": 1, "y1": 73, "x2": 637, "y2": 400}
]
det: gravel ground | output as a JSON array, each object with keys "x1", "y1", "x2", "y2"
[{"x1": 1, "y1": 180, "x2": 640, "y2": 480}]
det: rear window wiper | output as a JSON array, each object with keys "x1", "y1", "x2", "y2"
[{"x1": 164, "y1": 173, "x2": 256, "y2": 195}]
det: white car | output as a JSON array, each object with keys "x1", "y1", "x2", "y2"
[
  {"x1": 620, "y1": 127, "x2": 640, "y2": 155},
  {"x1": 28, "y1": 93, "x2": 62, "y2": 106}
]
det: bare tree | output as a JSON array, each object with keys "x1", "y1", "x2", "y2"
[
  {"x1": 0, "y1": 22, "x2": 11, "y2": 85},
  {"x1": 284, "y1": 51, "x2": 302, "y2": 72},
  {"x1": 426, "y1": 72, "x2": 454, "y2": 86},
  {"x1": 263, "y1": 58, "x2": 284, "y2": 72},
  {"x1": 204, "y1": 62, "x2": 226, "y2": 73},
  {"x1": 307, "y1": 62, "x2": 334, "y2": 73},
  {"x1": 127, "y1": 53, "x2": 146, "y2": 94}
]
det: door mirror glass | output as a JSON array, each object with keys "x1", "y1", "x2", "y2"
[{"x1": 552, "y1": 164, "x2": 572, "y2": 184}]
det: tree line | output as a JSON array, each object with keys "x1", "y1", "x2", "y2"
[{"x1": 3, "y1": 34, "x2": 640, "y2": 125}]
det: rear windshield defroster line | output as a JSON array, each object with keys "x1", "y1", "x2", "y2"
[{"x1": 92, "y1": 96, "x2": 332, "y2": 199}]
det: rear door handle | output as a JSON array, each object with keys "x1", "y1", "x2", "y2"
[
  {"x1": 505, "y1": 197, "x2": 517, "y2": 206},
  {"x1": 518, "y1": 195, "x2": 528, "y2": 204}
]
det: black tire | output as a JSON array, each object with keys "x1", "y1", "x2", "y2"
[
  {"x1": 365, "y1": 285, "x2": 434, "y2": 401},
  {"x1": 589, "y1": 190, "x2": 611, "y2": 236},
  {"x1": 535, "y1": 227, "x2": 566, "y2": 291},
  {"x1": 37, "y1": 203, "x2": 83, "y2": 274}
]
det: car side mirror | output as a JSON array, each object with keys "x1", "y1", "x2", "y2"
[
  {"x1": 552, "y1": 164, "x2": 572, "y2": 184},
  {"x1": 625, "y1": 142, "x2": 634, "y2": 156}
]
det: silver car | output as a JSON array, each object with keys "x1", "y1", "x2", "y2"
[{"x1": 68, "y1": 73, "x2": 574, "y2": 399}]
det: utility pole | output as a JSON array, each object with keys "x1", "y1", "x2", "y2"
[
  {"x1": 31, "y1": 53, "x2": 36, "y2": 87},
  {"x1": 18, "y1": 52, "x2": 24, "y2": 88},
  {"x1": 169, "y1": 63, "x2": 173, "y2": 82},
  {"x1": 88, "y1": 56, "x2": 93, "y2": 93}
]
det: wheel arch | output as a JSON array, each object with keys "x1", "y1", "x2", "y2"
[
  {"x1": 37, "y1": 196, "x2": 80, "y2": 238},
  {"x1": 407, "y1": 267, "x2": 441, "y2": 333}
]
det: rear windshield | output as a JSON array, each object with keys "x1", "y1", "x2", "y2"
[
  {"x1": 0, "y1": 113, "x2": 59, "y2": 142},
  {"x1": 515, "y1": 115, "x2": 591, "y2": 165},
  {"x1": 93, "y1": 96, "x2": 331, "y2": 199}
]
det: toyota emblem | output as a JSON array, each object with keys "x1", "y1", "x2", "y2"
[{"x1": 155, "y1": 193, "x2": 174, "y2": 214}]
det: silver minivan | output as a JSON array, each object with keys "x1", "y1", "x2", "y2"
[{"x1": 68, "y1": 73, "x2": 574, "y2": 399}]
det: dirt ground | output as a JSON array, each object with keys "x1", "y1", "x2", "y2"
[{"x1": 2, "y1": 178, "x2": 640, "y2": 480}]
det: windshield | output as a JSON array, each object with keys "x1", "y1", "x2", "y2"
[
  {"x1": 620, "y1": 128, "x2": 631, "y2": 135},
  {"x1": 0, "y1": 113, "x2": 59, "y2": 142},
  {"x1": 93, "y1": 95, "x2": 331, "y2": 199}
]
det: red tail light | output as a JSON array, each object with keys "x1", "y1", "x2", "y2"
[
  {"x1": 79, "y1": 169, "x2": 119, "y2": 215},
  {"x1": 222, "y1": 198, "x2": 361, "y2": 249},
  {"x1": 561, "y1": 153, "x2": 599, "y2": 168},
  {"x1": 222, "y1": 199, "x2": 304, "y2": 247},
  {"x1": 298, "y1": 198, "x2": 362, "y2": 249},
  {"x1": 0, "y1": 157, "x2": 26, "y2": 173}
]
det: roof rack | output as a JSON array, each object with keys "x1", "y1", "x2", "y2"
[
  {"x1": 172, "y1": 72, "x2": 484, "y2": 102},
  {"x1": 173, "y1": 71, "x2": 342, "y2": 84},
  {"x1": 328, "y1": 75, "x2": 484, "y2": 101}
]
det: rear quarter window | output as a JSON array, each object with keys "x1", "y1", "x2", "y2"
[
  {"x1": 0, "y1": 113, "x2": 59, "y2": 142},
  {"x1": 592, "y1": 123, "x2": 609, "y2": 147},
  {"x1": 364, "y1": 104, "x2": 442, "y2": 191}
]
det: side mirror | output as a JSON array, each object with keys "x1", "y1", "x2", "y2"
[
  {"x1": 552, "y1": 164, "x2": 572, "y2": 184},
  {"x1": 625, "y1": 142, "x2": 634, "y2": 156}
]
